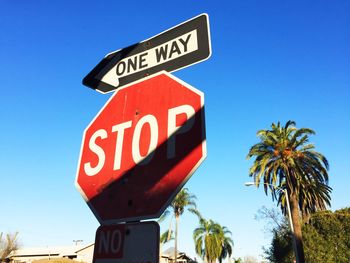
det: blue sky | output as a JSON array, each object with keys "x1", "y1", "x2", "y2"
[{"x1": 1, "y1": 0, "x2": 349, "y2": 261}]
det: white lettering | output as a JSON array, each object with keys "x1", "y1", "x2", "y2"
[
  {"x1": 98, "y1": 229, "x2": 122, "y2": 254},
  {"x1": 132, "y1": 115, "x2": 158, "y2": 165},
  {"x1": 101, "y1": 30, "x2": 198, "y2": 87},
  {"x1": 84, "y1": 104, "x2": 196, "y2": 174},
  {"x1": 98, "y1": 230, "x2": 110, "y2": 254},
  {"x1": 84, "y1": 129, "x2": 107, "y2": 176},
  {"x1": 167, "y1": 105, "x2": 195, "y2": 159},
  {"x1": 110, "y1": 229, "x2": 122, "y2": 253},
  {"x1": 112, "y1": 121, "x2": 132, "y2": 170}
]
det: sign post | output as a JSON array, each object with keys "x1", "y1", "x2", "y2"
[{"x1": 76, "y1": 13, "x2": 211, "y2": 263}]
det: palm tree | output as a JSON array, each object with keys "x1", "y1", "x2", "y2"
[
  {"x1": 218, "y1": 225, "x2": 234, "y2": 263},
  {"x1": 247, "y1": 120, "x2": 331, "y2": 263},
  {"x1": 160, "y1": 230, "x2": 174, "y2": 244},
  {"x1": 193, "y1": 212, "x2": 233, "y2": 263},
  {"x1": 159, "y1": 230, "x2": 174, "y2": 261},
  {"x1": 193, "y1": 217, "x2": 222, "y2": 263},
  {"x1": 161, "y1": 188, "x2": 197, "y2": 263},
  {"x1": 275, "y1": 180, "x2": 332, "y2": 221}
]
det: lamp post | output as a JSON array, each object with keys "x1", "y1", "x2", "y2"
[
  {"x1": 244, "y1": 182, "x2": 299, "y2": 263},
  {"x1": 73, "y1": 239, "x2": 83, "y2": 246}
]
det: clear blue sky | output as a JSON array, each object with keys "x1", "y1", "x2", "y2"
[{"x1": 1, "y1": 0, "x2": 349, "y2": 261}]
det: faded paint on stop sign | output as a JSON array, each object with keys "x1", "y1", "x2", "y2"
[{"x1": 75, "y1": 71, "x2": 206, "y2": 223}]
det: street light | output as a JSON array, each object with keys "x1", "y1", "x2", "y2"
[
  {"x1": 244, "y1": 182, "x2": 299, "y2": 263},
  {"x1": 73, "y1": 239, "x2": 83, "y2": 246}
]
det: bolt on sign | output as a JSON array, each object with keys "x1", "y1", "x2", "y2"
[
  {"x1": 83, "y1": 13, "x2": 211, "y2": 93},
  {"x1": 75, "y1": 71, "x2": 206, "y2": 223},
  {"x1": 93, "y1": 221, "x2": 159, "y2": 263}
]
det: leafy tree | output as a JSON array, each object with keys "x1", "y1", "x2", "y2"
[
  {"x1": 255, "y1": 206, "x2": 284, "y2": 233},
  {"x1": 160, "y1": 188, "x2": 197, "y2": 263},
  {"x1": 159, "y1": 230, "x2": 174, "y2": 259},
  {"x1": 303, "y1": 208, "x2": 350, "y2": 262},
  {"x1": 193, "y1": 217, "x2": 222, "y2": 263},
  {"x1": 264, "y1": 220, "x2": 294, "y2": 263},
  {"x1": 247, "y1": 121, "x2": 332, "y2": 262},
  {"x1": 0, "y1": 232, "x2": 19, "y2": 262},
  {"x1": 302, "y1": 222, "x2": 332, "y2": 262},
  {"x1": 255, "y1": 206, "x2": 292, "y2": 262},
  {"x1": 217, "y1": 225, "x2": 234, "y2": 263},
  {"x1": 264, "y1": 208, "x2": 350, "y2": 263},
  {"x1": 160, "y1": 230, "x2": 174, "y2": 244},
  {"x1": 193, "y1": 212, "x2": 233, "y2": 263}
]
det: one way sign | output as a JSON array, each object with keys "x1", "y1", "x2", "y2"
[{"x1": 83, "y1": 13, "x2": 211, "y2": 93}]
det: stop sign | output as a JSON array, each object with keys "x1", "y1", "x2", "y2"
[{"x1": 75, "y1": 72, "x2": 206, "y2": 223}]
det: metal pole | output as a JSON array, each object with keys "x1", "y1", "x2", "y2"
[
  {"x1": 244, "y1": 182, "x2": 301, "y2": 263},
  {"x1": 284, "y1": 189, "x2": 294, "y2": 233}
]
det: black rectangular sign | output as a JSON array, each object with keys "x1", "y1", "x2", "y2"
[{"x1": 83, "y1": 13, "x2": 211, "y2": 93}]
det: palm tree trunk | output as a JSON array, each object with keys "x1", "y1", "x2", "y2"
[
  {"x1": 175, "y1": 215, "x2": 179, "y2": 263},
  {"x1": 289, "y1": 192, "x2": 305, "y2": 263}
]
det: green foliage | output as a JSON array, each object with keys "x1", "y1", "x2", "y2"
[
  {"x1": 264, "y1": 208, "x2": 350, "y2": 263},
  {"x1": 160, "y1": 230, "x2": 174, "y2": 244},
  {"x1": 303, "y1": 208, "x2": 350, "y2": 262},
  {"x1": 264, "y1": 220, "x2": 294, "y2": 263},
  {"x1": 170, "y1": 187, "x2": 197, "y2": 218},
  {"x1": 218, "y1": 225, "x2": 234, "y2": 263},
  {"x1": 193, "y1": 212, "x2": 233, "y2": 263},
  {"x1": 160, "y1": 188, "x2": 197, "y2": 263},
  {"x1": 247, "y1": 120, "x2": 331, "y2": 217},
  {"x1": 193, "y1": 218, "x2": 222, "y2": 263},
  {"x1": 248, "y1": 121, "x2": 332, "y2": 263},
  {"x1": 302, "y1": 223, "x2": 332, "y2": 262}
]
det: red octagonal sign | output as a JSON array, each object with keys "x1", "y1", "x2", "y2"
[{"x1": 75, "y1": 72, "x2": 206, "y2": 223}]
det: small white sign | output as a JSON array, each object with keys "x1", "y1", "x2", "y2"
[
  {"x1": 102, "y1": 30, "x2": 198, "y2": 87},
  {"x1": 93, "y1": 221, "x2": 159, "y2": 263},
  {"x1": 83, "y1": 13, "x2": 211, "y2": 93}
]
